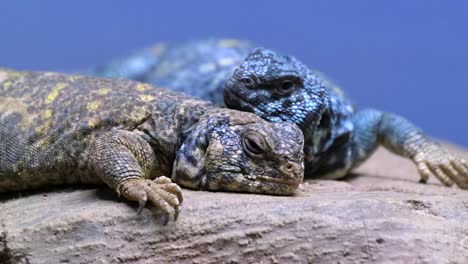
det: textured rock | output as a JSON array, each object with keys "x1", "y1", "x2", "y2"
[{"x1": 1, "y1": 145, "x2": 468, "y2": 264}]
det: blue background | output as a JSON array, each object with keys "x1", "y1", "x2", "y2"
[{"x1": 1, "y1": 1, "x2": 467, "y2": 146}]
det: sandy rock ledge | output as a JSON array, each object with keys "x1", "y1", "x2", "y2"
[{"x1": 1, "y1": 146, "x2": 468, "y2": 264}]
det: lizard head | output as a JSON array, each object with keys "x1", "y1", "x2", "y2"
[
  {"x1": 172, "y1": 110, "x2": 304, "y2": 195},
  {"x1": 224, "y1": 48, "x2": 330, "y2": 133}
]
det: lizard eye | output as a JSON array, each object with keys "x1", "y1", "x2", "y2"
[
  {"x1": 276, "y1": 79, "x2": 296, "y2": 95},
  {"x1": 242, "y1": 131, "x2": 267, "y2": 157},
  {"x1": 239, "y1": 77, "x2": 255, "y2": 87}
]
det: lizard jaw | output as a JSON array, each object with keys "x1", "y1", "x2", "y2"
[
  {"x1": 223, "y1": 84, "x2": 258, "y2": 113},
  {"x1": 246, "y1": 175, "x2": 301, "y2": 187}
]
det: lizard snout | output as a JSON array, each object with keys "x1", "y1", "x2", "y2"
[{"x1": 280, "y1": 162, "x2": 304, "y2": 182}]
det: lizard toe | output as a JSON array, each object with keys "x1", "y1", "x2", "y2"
[
  {"x1": 416, "y1": 162, "x2": 431, "y2": 184},
  {"x1": 427, "y1": 162, "x2": 454, "y2": 187},
  {"x1": 153, "y1": 176, "x2": 173, "y2": 184},
  {"x1": 119, "y1": 178, "x2": 183, "y2": 221},
  {"x1": 451, "y1": 159, "x2": 468, "y2": 188},
  {"x1": 119, "y1": 181, "x2": 149, "y2": 214},
  {"x1": 157, "y1": 182, "x2": 184, "y2": 204},
  {"x1": 440, "y1": 162, "x2": 466, "y2": 188},
  {"x1": 146, "y1": 188, "x2": 176, "y2": 220},
  {"x1": 453, "y1": 159, "x2": 468, "y2": 180}
]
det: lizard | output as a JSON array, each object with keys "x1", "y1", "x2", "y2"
[
  {"x1": 93, "y1": 38, "x2": 468, "y2": 188},
  {"x1": 0, "y1": 68, "x2": 305, "y2": 222}
]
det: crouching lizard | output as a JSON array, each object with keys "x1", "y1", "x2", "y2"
[
  {"x1": 224, "y1": 48, "x2": 468, "y2": 188},
  {"x1": 94, "y1": 39, "x2": 468, "y2": 188},
  {"x1": 0, "y1": 69, "x2": 304, "y2": 222}
]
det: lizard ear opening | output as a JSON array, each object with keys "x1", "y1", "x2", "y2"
[{"x1": 171, "y1": 116, "x2": 229, "y2": 190}]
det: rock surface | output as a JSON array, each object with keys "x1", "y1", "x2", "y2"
[{"x1": 1, "y1": 145, "x2": 468, "y2": 264}]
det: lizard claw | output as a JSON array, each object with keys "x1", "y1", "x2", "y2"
[
  {"x1": 118, "y1": 176, "x2": 184, "y2": 222},
  {"x1": 414, "y1": 143, "x2": 468, "y2": 189},
  {"x1": 137, "y1": 197, "x2": 147, "y2": 215},
  {"x1": 174, "y1": 205, "x2": 180, "y2": 221}
]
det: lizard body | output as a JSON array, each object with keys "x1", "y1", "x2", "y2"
[
  {"x1": 93, "y1": 38, "x2": 253, "y2": 105},
  {"x1": 0, "y1": 69, "x2": 304, "y2": 221}
]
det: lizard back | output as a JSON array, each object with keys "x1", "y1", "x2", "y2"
[{"x1": 0, "y1": 69, "x2": 212, "y2": 190}]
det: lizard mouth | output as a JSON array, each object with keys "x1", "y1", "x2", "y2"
[
  {"x1": 220, "y1": 168, "x2": 301, "y2": 187},
  {"x1": 298, "y1": 109, "x2": 322, "y2": 132},
  {"x1": 245, "y1": 175, "x2": 301, "y2": 187},
  {"x1": 223, "y1": 84, "x2": 257, "y2": 111}
]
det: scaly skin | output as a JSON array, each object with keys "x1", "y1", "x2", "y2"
[
  {"x1": 93, "y1": 38, "x2": 254, "y2": 105},
  {"x1": 94, "y1": 38, "x2": 468, "y2": 189},
  {"x1": 0, "y1": 69, "x2": 304, "y2": 222}
]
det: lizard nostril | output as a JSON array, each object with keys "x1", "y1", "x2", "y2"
[{"x1": 282, "y1": 162, "x2": 299, "y2": 177}]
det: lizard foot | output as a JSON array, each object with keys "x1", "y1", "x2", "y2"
[
  {"x1": 414, "y1": 143, "x2": 468, "y2": 189},
  {"x1": 118, "y1": 176, "x2": 183, "y2": 223}
]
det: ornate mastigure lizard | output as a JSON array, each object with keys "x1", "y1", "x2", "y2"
[{"x1": 0, "y1": 69, "x2": 304, "y2": 222}]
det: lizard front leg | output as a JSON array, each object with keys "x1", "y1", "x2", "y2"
[
  {"x1": 350, "y1": 109, "x2": 468, "y2": 188},
  {"x1": 90, "y1": 130, "x2": 183, "y2": 221}
]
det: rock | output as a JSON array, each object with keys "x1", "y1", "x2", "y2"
[{"x1": 1, "y1": 145, "x2": 468, "y2": 264}]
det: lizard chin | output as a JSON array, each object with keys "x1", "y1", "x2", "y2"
[
  {"x1": 199, "y1": 171, "x2": 301, "y2": 195},
  {"x1": 251, "y1": 178, "x2": 301, "y2": 195},
  {"x1": 246, "y1": 175, "x2": 301, "y2": 187}
]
